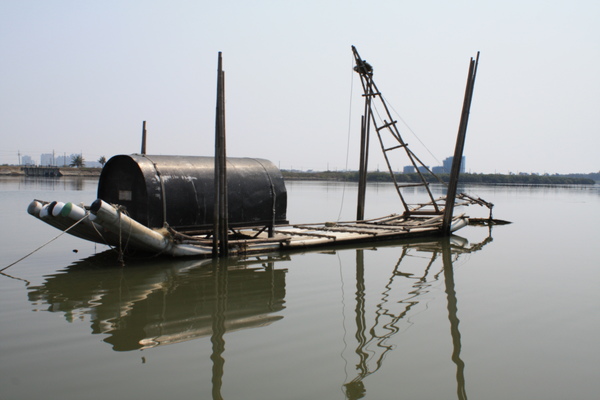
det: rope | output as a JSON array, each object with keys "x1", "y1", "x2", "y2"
[
  {"x1": 377, "y1": 94, "x2": 492, "y2": 212},
  {"x1": 381, "y1": 94, "x2": 443, "y2": 168},
  {"x1": 254, "y1": 159, "x2": 277, "y2": 234},
  {"x1": 337, "y1": 53, "x2": 355, "y2": 221},
  {"x1": 87, "y1": 203, "x2": 133, "y2": 257},
  {"x1": 117, "y1": 207, "x2": 125, "y2": 266},
  {"x1": 1, "y1": 214, "x2": 90, "y2": 272},
  {"x1": 141, "y1": 154, "x2": 168, "y2": 227}
]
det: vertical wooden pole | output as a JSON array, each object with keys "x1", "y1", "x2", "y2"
[
  {"x1": 141, "y1": 121, "x2": 147, "y2": 155},
  {"x1": 353, "y1": 45, "x2": 373, "y2": 222},
  {"x1": 219, "y1": 63, "x2": 228, "y2": 256},
  {"x1": 442, "y1": 52, "x2": 479, "y2": 235},
  {"x1": 213, "y1": 74, "x2": 220, "y2": 256},
  {"x1": 213, "y1": 52, "x2": 229, "y2": 257},
  {"x1": 356, "y1": 77, "x2": 373, "y2": 221},
  {"x1": 356, "y1": 115, "x2": 367, "y2": 221}
]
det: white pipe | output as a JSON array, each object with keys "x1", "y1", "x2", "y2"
[
  {"x1": 27, "y1": 200, "x2": 43, "y2": 217},
  {"x1": 59, "y1": 202, "x2": 87, "y2": 220},
  {"x1": 450, "y1": 215, "x2": 468, "y2": 232},
  {"x1": 39, "y1": 203, "x2": 51, "y2": 218},
  {"x1": 90, "y1": 199, "x2": 210, "y2": 257},
  {"x1": 51, "y1": 202, "x2": 65, "y2": 217},
  {"x1": 90, "y1": 199, "x2": 170, "y2": 252}
]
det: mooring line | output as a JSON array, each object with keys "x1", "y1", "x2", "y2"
[
  {"x1": 337, "y1": 53, "x2": 356, "y2": 222},
  {"x1": 0, "y1": 270, "x2": 31, "y2": 285},
  {"x1": 0, "y1": 214, "x2": 89, "y2": 273}
]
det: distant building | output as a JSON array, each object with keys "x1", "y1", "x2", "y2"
[
  {"x1": 22, "y1": 155, "x2": 34, "y2": 165},
  {"x1": 40, "y1": 153, "x2": 55, "y2": 166},
  {"x1": 442, "y1": 156, "x2": 466, "y2": 174},
  {"x1": 55, "y1": 155, "x2": 68, "y2": 167},
  {"x1": 405, "y1": 156, "x2": 466, "y2": 175},
  {"x1": 404, "y1": 165, "x2": 432, "y2": 174}
]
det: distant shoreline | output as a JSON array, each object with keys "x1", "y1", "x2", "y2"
[
  {"x1": 281, "y1": 170, "x2": 598, "y2": 185},
  {"x1": 0, "y1": 165, "x2": 596, "y2": 184},
  {"x1": 0, "y1": 165, "x2": 101, "y2": 177}
]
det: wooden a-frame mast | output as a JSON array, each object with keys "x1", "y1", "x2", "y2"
[
  {"x1": 352, "y1": 46, "x2": 443, "y2": 219},
  {"x1": 352, "y1": 46, "x2": 482, "y2": 233}
]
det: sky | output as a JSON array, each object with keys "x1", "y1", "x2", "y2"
[{"x1": 1, "y1": 0, "x2": 598, "y2": 174}]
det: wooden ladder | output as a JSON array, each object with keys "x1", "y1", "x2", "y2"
[{"x1": 352, "y1": 46, "x2": 444, "y2": 216}]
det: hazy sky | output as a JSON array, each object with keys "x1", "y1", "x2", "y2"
[{"x1": 1, "y1": 0, "x2": 598, "y2": 174}]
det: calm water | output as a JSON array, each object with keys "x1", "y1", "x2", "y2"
[{"x1": 1, "y1": 176, "x2": 599, "y2": 399}]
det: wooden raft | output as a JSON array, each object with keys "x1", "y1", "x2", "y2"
[{"x1": 171, "y1": 213, "x2": 466, "y2": 256}]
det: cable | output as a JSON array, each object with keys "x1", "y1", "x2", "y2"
[
  {"x1": 1, "y1": 214, "x2": 89, "y2": 272},
  {"x1": 337, "y1": 54, "x2": 357, "y2": 222}
]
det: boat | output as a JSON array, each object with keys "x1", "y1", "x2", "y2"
[{"x1": 26, "y1": 47, "x2": 498, "y2": 259}]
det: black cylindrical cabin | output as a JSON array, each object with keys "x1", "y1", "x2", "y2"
[{"x1": 98, "y1": 154, "x2": 287, "y2": 229}]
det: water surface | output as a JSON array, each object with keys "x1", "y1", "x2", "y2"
[{"x1": 1, "y1": 177, "x2": 598, "y2": 399}]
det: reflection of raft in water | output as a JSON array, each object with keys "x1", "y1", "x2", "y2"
[
  {"x1": 26, "y1": 233, "x2": 489, "y2": 353},
  {"x1": 26, "y1": 233, "x2": 492, "y2": 400},
  {"x1": 28, "y1": 253, "x2": 287, "y2": 351}
]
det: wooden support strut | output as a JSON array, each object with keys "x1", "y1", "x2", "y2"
[
  {"x1": 376, "y1": 120, "x2": 397, "y2": 131},
  {"x1": 442, "y1": 52, "x2": 480, "y2": 235},
  {"x1": 384, "y1": 143, "x2": 407, "y2": 152}
]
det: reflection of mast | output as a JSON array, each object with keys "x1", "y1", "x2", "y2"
[
  {"x1": 210, "y1": 261, "x2": 227, "y2": 400},
  {"x1": 442, "y1": 239, "x2": 467, "y2": 400},
  {"x1": 354, "y1": 250, "x2": 368, "y2": 375},
  {"x1": 208, "y1": 258, "x2": 282, "y2": 400},
  {"x1": 26, "y1": 252, "x2": 287, "y2": 400},
  {"x1": 344, "y1": 244, "x2": 441, "y2": 399},
  {"x1": 345, "y1": 250, "x2": 367, "y2": 399},
  {"x1": 343, "y1": 235, "x2": 489, "y2": 399}
]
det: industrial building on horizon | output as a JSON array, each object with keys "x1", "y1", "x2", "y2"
[
  {"x1": 403, "y1": 156, "x2": 465, "y2": 174},
  {"x1": 18, "y1": 152, "x2": 102, "y2": 168}
]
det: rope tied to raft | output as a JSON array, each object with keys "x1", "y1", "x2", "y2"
[
  {"x1": 115, "y1": 204, "x2": 126, "y2": 266},
  {"x1": 0, "y1": 213, "x2": 90, "y2": 273}
]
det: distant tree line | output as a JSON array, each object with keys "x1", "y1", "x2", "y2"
[{"x1": 281, "y1": 170, "x2": 597, "y2": 185}]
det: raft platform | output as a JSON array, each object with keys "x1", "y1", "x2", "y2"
[{"x1": 27, "y1": 199, "x2": 469, "y2": 258}]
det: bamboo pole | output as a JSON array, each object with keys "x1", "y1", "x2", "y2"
[
  {"x1": 213, "y1": 52, "x2": 229, "y2": 256},
  {"x1": 357, "y1": 76, "x2": 374, "y2": 221},
  {"x1": 442, "y1": 52, "x2": 480, "y2": 235},
  {"x1": 357, "y1": 115, "x2": 368, "y2": 220},
  {"x1": 141, "y1": 121, "x2": 147, "y2": 155},
  {"x1": 219, "y1": 64, "x2": 228, "y2": 256}
]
